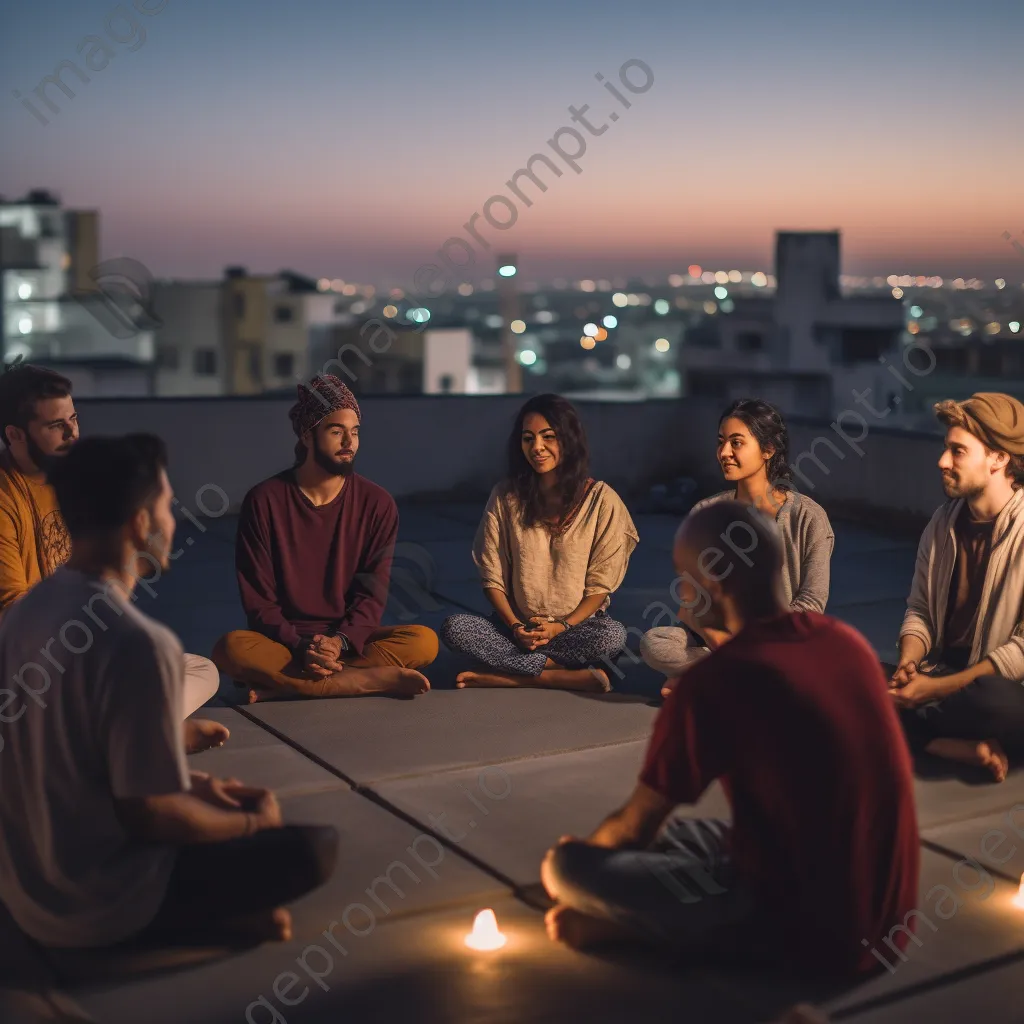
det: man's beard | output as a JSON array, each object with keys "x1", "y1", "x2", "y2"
[
  {"x1": 313, "y1": 445, "x2": 354, "y2": 477},
  {"x1": 942, "y1": 474, "x2": 983, "y2": 500},
  {"x1": 27, "y1": 433, "x2": 74, "y2": 476}
]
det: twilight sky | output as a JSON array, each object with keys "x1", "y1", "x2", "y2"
[{"x1": 3, "y1": 0, "x2": 1023, "y2": 285}]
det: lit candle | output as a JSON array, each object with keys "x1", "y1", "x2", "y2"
[
  {"x1": 465, "y1": 908, "x2": 507, "y2": 950},
  {"x1": 1013, "y1": 875, "x2": 1024, "y2": 910}
]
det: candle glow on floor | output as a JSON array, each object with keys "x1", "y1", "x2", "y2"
[
  {"x1": 1012, "y1": 875, "x2": 1024, "y2": 910},
  {"x1": 465, "y1": 908, "x2": 507, "y2": 950}
]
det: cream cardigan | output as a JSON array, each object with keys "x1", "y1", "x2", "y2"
[
  {"x1": 901, "y1": 487, "x2": 1024, "y2": 680},
  {"x1": 472, "y1": 481, "x2": 639, "y2": 621}
]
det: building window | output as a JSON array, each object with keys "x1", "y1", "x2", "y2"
[
  {"x1": 248, "y1": 348, "x2": 261, "y2": 381},
  {"x1": 273, "y1": 353, "x2": 294, "y2": 377},
  {"x1": 233, "y1": 293, "x2": 246, "y2": 320},
  {"x1": 156, "y1": 345, "x2": 179, "y2": 370},
  {"x1": 736, "y1": 332, "x2": 763, "y2": 352},
  {"x1": 274, "y1": 305, "x2": 294, "y2": 323},
  {"x1": 193, "y1": 349, "x2": 217, "y2": 375}
]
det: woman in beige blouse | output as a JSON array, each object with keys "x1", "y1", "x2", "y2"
[{"x1": 441, "y1": 394, "x2": 638, "y2": 691}]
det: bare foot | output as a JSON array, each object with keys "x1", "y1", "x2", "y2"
[
  {"x1": 352, "y1": 667, "x2": 430, "y2": 697},
  {"x1": 457, "y1": 668, "x2": 610, "y2": 693},
  {"x1": 927, "y1": 737, "x2": 1010, "y2": 782},
  {"x1": 544, "y1": 905, "x2": 642, "y2": 950},
  {"x1": 457, "y1": 671, "x2": 520, "y2": 689},
  {"x1": 184, "y1": 718, "x2": 230, "y2": 754},
  {"x1": 242, "y1": 669, "x2": 429, "y2": 700},
  {"x1": 661, "y1": 678, "x2": 678, "y2": 699}
]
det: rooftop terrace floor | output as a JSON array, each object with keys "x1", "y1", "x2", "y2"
[{"x1": 3, "y1": 504, "x2": 1023, "y2": 1023}]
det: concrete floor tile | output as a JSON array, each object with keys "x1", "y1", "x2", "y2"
[
  {"x1": 188, "y1": 708, "x2": 348, "y2": 799},
  {"x1": 914, "y1": 770, "x2": 1024, "y2": 830},
  {"x1": 822, "y1": 848, "x2": 1024, "y2": 1016},
  {"x1": 375, "y1": 741, "x2": 729, "y2": 886},
  {"x1": 921, "y1": 808, "x2": 1024, "y2": 880},
  {"x1": 841, "y1": 955, "x2": 1024, "y2": 1023},
  {"x1": 247, "y1": 689, "x2": 658, "y2": 785}
]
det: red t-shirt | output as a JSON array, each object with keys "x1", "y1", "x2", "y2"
[{"x1": 640, "y1": 612, "x2": 919, "y2": 975}]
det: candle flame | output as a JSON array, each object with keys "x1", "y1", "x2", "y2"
[
  {"x1": 465, "y1": 908, "x2": 507, "y2": 950},
  {"x1": 1013, "y1": 875, "x2": 1024, "y2": 910}
]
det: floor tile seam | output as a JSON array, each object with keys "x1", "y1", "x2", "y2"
[
  {"x1": 919, "y1": 837, "x2": 1020, "y2": 884},
  {"x1": 348, "y1": 782, "x2": 539, "y2": 899},
  {"x1": 229, "y1": 706, "x2": 535, "y2": 899},
  {"x1": 828, "y1": 946, "x2": 1024, "y2": 1021},
  {"x1": 357, "y1": 736, "x2": 653, "y2": 786},
  {"x1": 228, "y1": 705, "x2": 360, "y2": 789}
]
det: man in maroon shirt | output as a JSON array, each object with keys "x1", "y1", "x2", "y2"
[
  {"x1": 213, "y1": 375, "x2": 438, "y2": 700},
  {"x1": 541, "y1": 500, "x2": 920, "y2": 977}
]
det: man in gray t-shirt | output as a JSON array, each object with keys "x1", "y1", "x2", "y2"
[
  {"x1": 0, "y1": 434, "x2": 336, "y2": 948},
  {"x1": 0, "y1": 568, "x2": 189, "y2": 945}
]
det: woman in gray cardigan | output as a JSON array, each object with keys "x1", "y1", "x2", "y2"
[{"x1": 641, "y1": 399, "x2": 834, "y2": 691}]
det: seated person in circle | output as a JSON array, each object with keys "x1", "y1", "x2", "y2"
[
  {"x1": 213, "y1": 375, "x2": 438, "y2": 701},
  {"x1": 0, "y1": 363, "x2": 225, "y2": 753},
  {"x1": 0, "y1": 435, "x2": 337, "y2": 951},
  {"x1": 442, "y1": 394, "x2": 637, "y2": 692},
  {"x1": 642, "y1": 399, "x2": 833, "y2": 695},
  {"x1": 541, "y1": 500, "x2": 919, "y2": 979},
  {"x1": 892, "y1": 393, "x2": 1024, "y2": 782}
]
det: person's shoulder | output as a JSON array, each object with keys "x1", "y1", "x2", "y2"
[
  {"x1": 782, "y1": 489, "x2": 833, "y2": 526},
  {"x1": 590, "y1": 479, "x2": 625, "y2": 508},
  {"x1": 244, "y1": 471, "x2": 294, "y2": 505},
  {"x1": 486, "y1": 481, "x2": 513, "y2": 511},
  {"x1": 1003, "y1": 488, "x2": 1024, "y2": 525},
  {"x1": 107, "y1": 601, "x2": 184, "y2": 663},
  {"x1": 351, "y1": 474, "x2": 397, "y2": 515},
  {"x1": 690, "y1": 489, "x2": 732, "y2": 513},
  {"x1": 783, "y1": 488, "x2": 827, "y2": 515},
  {"x1": 916, "y1": 498, "x2": 960, "y2": 537}
]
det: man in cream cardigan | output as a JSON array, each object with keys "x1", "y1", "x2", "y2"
[{"x1": 891, "y1": 392, "x2": 1024, "y2": 782}]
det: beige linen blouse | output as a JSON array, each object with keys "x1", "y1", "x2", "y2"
[{"x1": 472, "y1": 481, "x2": 639, "y2": 621}]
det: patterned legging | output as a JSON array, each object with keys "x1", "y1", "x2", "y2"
[{"x1": 441, "y1": 611, "x2": 627, "y2": 677}]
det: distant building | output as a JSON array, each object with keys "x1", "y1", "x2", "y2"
[
  {"x1": 152, "y1": 268, "x2": 346, "y2": 396},
  {"x1": 681, "y1": 231, "x2": 905, "y2": 417},
  {"x1": 0, "y1": 189, "x2": 155, "y2": 394}
]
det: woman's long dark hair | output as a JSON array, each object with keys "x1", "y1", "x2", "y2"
[
  {"x1": 505, "y1": 394, "x2": 591, "y2": 528},
  {"x1": 719, "y1": 398, "x2": 793, "y2": 483}
]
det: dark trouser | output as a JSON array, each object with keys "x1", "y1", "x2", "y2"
[
  {"x1": 545, "y1": 816, "x2": 757, "y2": 954},
  {"x1": 899, "y1": 672, "x2": 1024, "y2": 756},
  {"x1": 128, "y1": 825, "x2": 338, "y2": 944}
]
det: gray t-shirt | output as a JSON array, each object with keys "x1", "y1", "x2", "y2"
[{"x1": 0, "y1": 567, "x2": 189, "y2": 947}]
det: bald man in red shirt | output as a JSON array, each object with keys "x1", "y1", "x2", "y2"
[{"x1": 542, "y1": 500, "x2": 919, "y2": 978}]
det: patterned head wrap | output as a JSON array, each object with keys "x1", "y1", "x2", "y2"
[{"x1": 289, "y1": 374, "x2": 361, "y2": 438}]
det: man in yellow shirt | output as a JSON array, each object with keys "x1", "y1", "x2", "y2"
[{"x1": 0, "y1": 363, "x2": 226, "y2": 752}]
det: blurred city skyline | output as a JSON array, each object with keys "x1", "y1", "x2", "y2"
[{"x1": 3, "y1": 0, "x2": 1023, "y2": 286}]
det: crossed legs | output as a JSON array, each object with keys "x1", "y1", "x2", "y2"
[
  {"x1": 212, "y1": 626, "x2": 438, "y2": 702},
  {"x1": 441, "y1": 613, "x2": 627, "y2": 692}
]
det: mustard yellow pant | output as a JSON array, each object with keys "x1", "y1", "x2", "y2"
[{"x1": 211, "y1": 626, "x2": 438, "y2": 697}]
